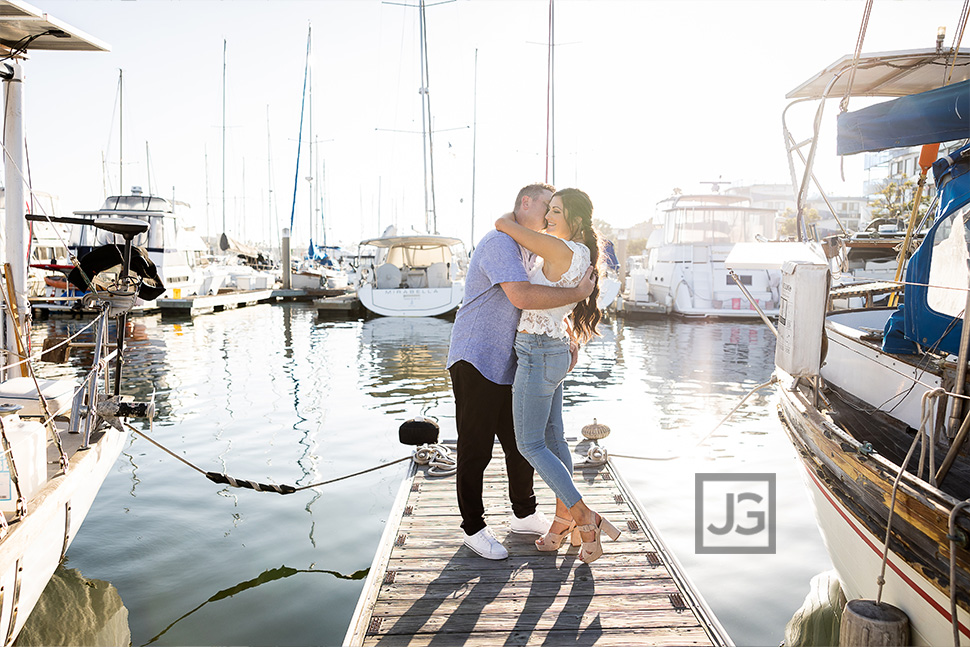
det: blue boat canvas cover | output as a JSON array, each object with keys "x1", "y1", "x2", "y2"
[
  {"x1": 837, "y1": 80, "x2": 970, "y2": 155},
  {"x1": 902, "y1": 144, "x2": 970, "y2": 355}
]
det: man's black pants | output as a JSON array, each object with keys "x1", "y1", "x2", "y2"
[{"x1": 449, "y1": 360, "x2": 536, "y2": 536}]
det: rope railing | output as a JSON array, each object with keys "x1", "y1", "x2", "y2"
[
  {"x1": 0, "y1": 316, "x2": 101, "y2": 371},
  {"x1": 876, "y1": 388, "x2": 946, "y2": 605}
]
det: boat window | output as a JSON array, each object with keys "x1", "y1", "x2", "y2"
[
  {"x1": 95, "y1": 216, "x2": 150, "y2": 248},
  {"x1": 667, "y1": 208, "x2": 774, "y2": 245},
  {"x1": 927, "y1": 205, "x2": 970, "y2": 318}
]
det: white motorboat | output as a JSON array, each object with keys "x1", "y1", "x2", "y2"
[
  {"x1": 356, "y1": 234, "x2": 467, "y2": 318},
  {"x1": 71, "y1": 187, "x2": 207, "y2": 303},
  {"x1": 773, "y1": 43, "x2": 970, "y2": 646},
  {"x1": 623, "y1": 192, "x2": 788, "y2": 318}
]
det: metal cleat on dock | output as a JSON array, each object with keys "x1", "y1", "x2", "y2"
[{"x1": 581, "y1": 418, "x2": 611, "y2": 465}]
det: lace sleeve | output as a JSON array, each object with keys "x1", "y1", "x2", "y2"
[{"x1": 555, "y1": 241, "x2": 591, "y2": 286}]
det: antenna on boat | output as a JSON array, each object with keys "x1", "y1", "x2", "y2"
[{"x1": 700, "y1": 177, "x2": 727, "y2": 193}]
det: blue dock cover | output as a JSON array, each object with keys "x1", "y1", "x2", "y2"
[{"x1": 837, "y1": 80, "x2": 969, "y2": 155}]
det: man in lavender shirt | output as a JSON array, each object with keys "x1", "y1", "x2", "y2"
[{"x1": 447, "y1": 183, "x2": 595, "y2": 560}]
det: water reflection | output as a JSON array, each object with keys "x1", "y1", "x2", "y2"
[
  {"x1": 15, "y1": 565, "x2": 130, "y2": 647},
  {"x1": 22, "y1": 305, "x2": 825, "y2": 646},
  {"x1": 142, "y1": 564, "x2": 368, "y2": 646},
  {"x1": 357, "y1": 317, "x2": 453, "y2": 415}
]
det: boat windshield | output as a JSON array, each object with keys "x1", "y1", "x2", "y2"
[
  {"x1": 666, "y1": 207, "x2": 775, "y2": 245},
  {"x1": 100, "y1": 195, "x2": 171, "y2": 212},
  {"x1": 89, "y1": 213, "x2": 176, "y2": 250},
  {"x1": 383, "y1": 244, "x2": 454, "y2": 268},
  {"x1": 926, "y1": 203, "x2": 970, "y2": 318}
]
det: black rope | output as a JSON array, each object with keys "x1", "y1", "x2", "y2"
[
  {"x1": 204, "y1": 472, "x2": 297, "y2": 495},
  {"x1": 125, "y1": 422, "x2": 411, "y2": 495}
]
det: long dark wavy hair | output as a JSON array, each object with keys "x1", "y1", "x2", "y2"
[{"x1": 556, "y1": 188, "x2": 602, "y2": 344}]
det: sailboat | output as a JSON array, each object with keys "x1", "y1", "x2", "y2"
[
  {"x1": 0, "y1": 3, "x2": 154, "y2": 643},
  {"x1": 772, "y1": 34, "x2": 970, "y2": 646},
  {"x1": 356, "y1": 0, "x2": 468, "y2": 318}
]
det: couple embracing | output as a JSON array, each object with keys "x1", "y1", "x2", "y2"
[{"x1": 446, "y1": 183, "x2": 620, "y2": 564}]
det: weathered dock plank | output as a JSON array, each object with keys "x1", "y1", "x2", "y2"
[{"x1": 345, "y1": 445, "x2": 731, "y2": 646}]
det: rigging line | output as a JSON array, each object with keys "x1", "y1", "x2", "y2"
[
  {"x1": 875, "y1": 388, "x2": 945, "y2": 605},
  {"x1": 949, "y1": 499, "x2": 970, "y2": 647},
  {"x1": 824, "y1": 335, "x2": 964, "y2": 412},
  {"x1": 0, "y1": 313, "x2": 101, "y2": 370},
  {"x1": 840, "y1": 0, "x2": 874, "y2": 113},
  {"x1": 946, "y1": 0, "x2": 970, "y2": 85},
  {"x1": 0, "y1": 268, "x2": 67, "y2": 462},
  {"x1": 0, "y1": 139, "x2": 84, "y2": 272}
]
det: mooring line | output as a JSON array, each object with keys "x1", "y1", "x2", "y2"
[{"x1": 125, "y1": 421, "x2": 414, "y2": 495}]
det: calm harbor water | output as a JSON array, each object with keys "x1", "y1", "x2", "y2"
[{"x1": 21, "y1": 304, "x2": 833, "y2": 646}]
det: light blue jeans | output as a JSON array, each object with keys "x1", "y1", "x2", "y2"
[{"x1": 512, "y1": 332, "x2": 581, "y2": 508}]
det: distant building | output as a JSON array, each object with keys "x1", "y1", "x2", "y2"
[
  {"x1": 806, "y1": 195, "x2": 869, "y2": 236},
  {"x1": 863, "y1": 145, "x2": 941, "y2": 221},
  {"x1": 725, "y1": 183, "x2": 796, "y2": 214}
]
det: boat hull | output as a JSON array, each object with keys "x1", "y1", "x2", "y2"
[
  {"x1": 357, "y1": 283, "x2": 462, "y2": 318},
  {"x1": 628, "y1": 244, "x2": 781, "y2": 319},
  {"x1": 0, "y1": 427, "x2": 126, "y2": 643},
  {"x1": 776, "y1": 379, "x2": 970, "y2": 646}
]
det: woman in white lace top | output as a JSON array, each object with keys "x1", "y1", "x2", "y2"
[{"x1": 494, "y1": 188, "x2": 620, "y2": 564}]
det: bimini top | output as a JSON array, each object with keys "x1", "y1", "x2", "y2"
[
  {"x1": 786, "y1": 48, "x2": 970, "y2": 99},
  {"x1": 837, "y1": 79, "x2": 969, "y2": 155},
  {"x1": 359, "y1": 235, "x2": 464, "y2": 249}
]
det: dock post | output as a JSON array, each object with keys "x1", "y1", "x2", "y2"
[
  {"x1": 282, "y1": 228, "x2": 291, "y2": 290},
  {"x1": 839, "y1": 599, "x2": 909, "y2": 646}
]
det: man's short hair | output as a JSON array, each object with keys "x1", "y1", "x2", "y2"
[{"x1": 514, "y1": 183, "x2": 555, "y2": 211}]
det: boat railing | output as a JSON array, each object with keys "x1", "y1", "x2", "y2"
[{"x1": 65, "y1": 305, "x2": 118, "y2": 448}]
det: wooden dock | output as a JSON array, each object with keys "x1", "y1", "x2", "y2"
[
  {"x1": 617, "y1": 298, "x2": 667, "y2": 317},
  {"x1": 314, "y1": 293, "x2": 361, "y2": 314},
  {"x1": 156, "y1": 289, "x2": 277, "y2": 316},
  {"x1": 345, "y1": 444, "x2": 731, "y2": 646}
]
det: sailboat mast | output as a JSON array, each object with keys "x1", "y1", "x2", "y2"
[
  {"x1": 419, "y1": 0, "x2": 430, "y2": 233},
  {"x1": 544, "y1": 0, "x2": 555, "y2": 185},
  {"x1": 471, "y1": 48, "x2": 478, "y2": 248},
  {"x1": 119, "y1": 69, "x2": 124, "y2": 192},
  {"x1": 267, "y1": 105, "x2": 273, "y2": 250},
  {"x1": 308, "y1": 29, "x2": 315, "y2": 246},
  {"x1": 288, "y1": 24, "x2": 311, "y2": 238},
  {"x1": 222, "y1": 39, "x2": 227, "y2": 236},
  {"x1": 204, "y1": 146, "x2": 210, "y2": 240}
]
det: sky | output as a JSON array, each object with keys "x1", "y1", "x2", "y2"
[{"x1": 14, "y1": 0, "x2": 968, "y2": 251}]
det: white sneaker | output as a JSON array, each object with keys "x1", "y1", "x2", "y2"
[
  {"x1": 510, "y1": 510, "x2": 551, "y2": 535},
  {"x1": 463, "y1": 527, "x2": 509, "y2": 560}
]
